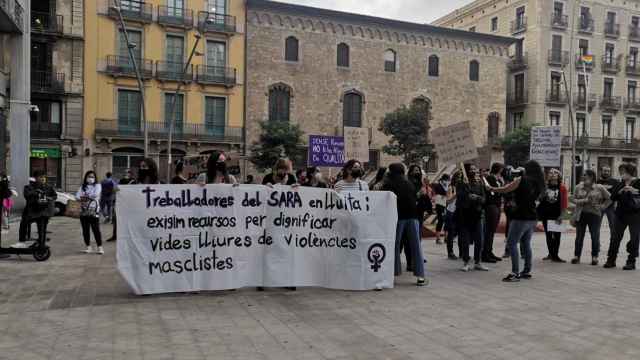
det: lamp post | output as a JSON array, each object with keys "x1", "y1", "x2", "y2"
[
  {"x1": 165, "y1": 33, "x2": 203, "y2": 183},
  {"x1": 110, "y1": 0, "x2": 149, "y2": 156}
]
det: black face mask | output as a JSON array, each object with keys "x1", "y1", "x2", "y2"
[
  {"x1": 351, "y1": 169, "x2": 363, "y2": 178},
  {"x1": 276, "y1": 172, "x2": 287, "y2": 180},
  {"x1": 216, "y1": 162, "x2": 227, "y2": 173},
  {"x1": 138, "y1": 169, "x2": 150, "y2": 180}
]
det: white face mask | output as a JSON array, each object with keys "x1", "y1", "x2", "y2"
[{"x1": 87, "y1": 178, "x2": 95, "y2": 185}]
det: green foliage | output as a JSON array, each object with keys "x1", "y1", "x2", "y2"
[
  {"x1": 249, "y1": 121, "x2": 305, "y2": 172},
  {"x1": 500, "y1": 123, "x2": 537, "y2": 167},
  {"x1": 378, "y1": 101, "x2": 432, "y2": 164}
]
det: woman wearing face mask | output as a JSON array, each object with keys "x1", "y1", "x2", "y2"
[
  {"x1": 77, "y1": 171, "x2": 104, "y2": 254},
  {"x1": 431, "y1": 174, "x2": 450, "y2": 244},
  {"x1": 197, "y1": 151, "x2": 237, "y2": 185},
  {"x1": 22, "y1": 171, "x2": 56, "y2": 248},
  {"x1": 302, "y1": 167, "x2": 327, "y2": 188},
  {"x1": 604, "y1": 163, "x2": 640, "y2": 270},
  {"x1": 571, "y1": 169, "x2": 610, "y2": 266},
  {"x1": 537, "y1": 169, "x2": 568, "y2": 263},
  {"x1": 262, "y1": 158, "x2": 297, "y2": 186},
  {"x1": 138, "y1": 158, "x2": 160, "y2": 185},
  {"x1": 456, "y1": 164, "x2": 488, "y2": 272},
  {"x1": 334, "y1": 159, "x2": 369, "y2": 193}
]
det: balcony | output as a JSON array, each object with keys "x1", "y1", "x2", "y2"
[
  {"x1": 563, "y1": 136, "x2": 640, "y2": 151},
  {"x1": 625, "y1": 98, "x2": 640, "y2": 113},
  {"x1": 548, "y1": 50, "x2": 569, "y2": 66},
  {"x1": 626, "y1": 58, "x2": 640, "y2": 76},
  {"x1": 546, "y1": 90, "x2": 568, "y2": 106},
  {"x1": 604, "y1": 22, "x2": 620, "y2": 38},
  {"x1": 508, "y1": 53, "x2": 527, "y2": 72},
  {"x1": 156, "y1": 61, "x2": 193, "y2": 82},
  {"x1": 31, "y1": 122, "x2": 61, "y2": 139},
  {"x1": 107, "y1": 0, "x2": 152, "y2": 24},
  {"x1": 574, "y1": 93, "x2": 597, "y2": 111},
  {"x1": 31, "y1": 11, "x2": 63, "y2": 35},
  {"x1": 601, "y1": 55, "x2": 622, "y2": 74},
  {"x1": 507, "y1": 91, "x2": 528, "y2": 108},
  {"x1": 578, "y1": 17, "x2": 595, "y2": 34},
  {"x1": 104, "y1": 55, "x2": 153, "y2": 79},
  {"x1": 630, "y1": 26, "x2": 640, "y2": 42},
  {"x1": 197, "y1": 11, "x2": 236, "y2": 34},
  {"x1": 600, "y1": 96, "x2": 622, "y2": 112},
  {"x1": 195, "y1": 65, "x2": 236, "y2": 86},
  {"x1": 31, "y1": 71, "x2": 65, "y2": 94},
  {"x1": 95, "y1": 119, "x2": 243, "y2": 144},
  {"x1": 551, "y1": 14, "x2": 568, "y2": 30},
  {"x1": 0, "y1": 0, "x2": 23, "y2": 33},
  {"x1": 576, "y1": 55, "x2": 595, "y2": 71},
  {"x1": 157, "y1": 6, "x2": 193, "y2": 29},
  {"x1": 510, "y1": 17, "x2": 527, "y2": 34}
]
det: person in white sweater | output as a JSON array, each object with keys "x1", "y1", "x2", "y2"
[{"x1": 76, "y1": 171, "x2": 103, "y2": 254}]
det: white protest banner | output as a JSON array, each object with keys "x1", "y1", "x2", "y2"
[
  {"x1": 344, "y1": 127, "x2": 370, "y2": 163},
  {"x1": 529, "y1": 126, "x2": 561, "y2": 167},
  {"x1": 430, "y1": 121, "x2": 478, "y2": 165},
  {"x1": 116, "y1": 185, "x2": 397, "y2": 295}
]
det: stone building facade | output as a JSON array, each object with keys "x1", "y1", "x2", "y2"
[
  {"x1": 435, "y1": 0, "x2": 640, "y2": 183},
  {"x1": 245, "y1": 0, "x2": 516, "y2": 174}
]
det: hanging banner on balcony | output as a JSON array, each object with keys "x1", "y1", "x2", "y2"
[
  {"x1": 308, "y1": 135, "x2": 345, "y2": 167},
  {"x1": 344, "y1": 127, "x2": 370, "y2": 163},
  {"x1": 529, "y1": 126, "x2": 562, "y2": 167},
  {"x1": 431, "y1": 121, "x2": 478, "y2": 165},
  {"x1": 116, "y1": 185, "x2": 397, "y2": 294}
]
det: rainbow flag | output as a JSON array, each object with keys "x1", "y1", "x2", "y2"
[{"x1": 580, "y1": 55, "x2": 594, "y2": 64}]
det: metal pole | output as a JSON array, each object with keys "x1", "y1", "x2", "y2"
[
  {"x1": 561, "y1": 70, "x2": 576, "y2": 191},
  {"x1": 112, "y1": 0, "x2": 149, "y2": 156},
  {"x1": 166, "y1": 34, "x2": 202, "y2": 183},
  {"x1": 582, "y1": 60, "x2": 591, "y2": 171}
]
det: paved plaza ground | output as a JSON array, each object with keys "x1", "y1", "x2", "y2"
[{"x1": 0, "y1": 217, "x2": 638, "y2": 360}]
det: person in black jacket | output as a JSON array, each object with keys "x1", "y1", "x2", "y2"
[
  {"x1": 383, "y1": 163, "x2": 427, "y2": 286},
  {"x1": 597, "y1": 166, "x2": 619, "y2": 239},
  {"x1": 431, "y1": 174, "x2": 450, "y2": 244},
  {"x1": 604, "y1": 162, "x2": 640, "y2": 270},
  {"x1": 457, "y1": 164, "x2": 488, "y2": 272},
  {"x1": 22, "y1": 170, "x2": 56, "y2": 247},
  {"x1": 482, "y1": 162, "x2": 504, "y2": 263}
]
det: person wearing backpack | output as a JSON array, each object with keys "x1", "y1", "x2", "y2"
[
  {"x1": 100, "y1": 172, "x2": 116, "y2": 223},
  {"x1": 77, "y1": 171, "x2": 103, "y2": 254}
]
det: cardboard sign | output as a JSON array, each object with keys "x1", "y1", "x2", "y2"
[
  {"x1": 344, "y1": 127, "x2": 370, "y2": 163},
  {"x1": 308, "y1": 135, "x2": 345, "y2": 167},
  {"x1": 529, "y1": 126, "x2": 562, "y2": 167},
  {"x1": 430, "y1": 121, "x2": 478, "y2": 165}
]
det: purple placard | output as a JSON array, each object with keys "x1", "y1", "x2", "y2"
[{"x1": 308, "y1": 135, "x2": 345, "y2": 167}]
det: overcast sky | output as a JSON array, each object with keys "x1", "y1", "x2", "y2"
[{"x1": 276, "y1": 0, "x2": 475, "y2": 24}]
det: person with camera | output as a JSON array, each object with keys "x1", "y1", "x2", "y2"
[
  {"x1": 488, "y1": 161, "x2": 546, "y2": 282},
  {"x1": 21, "y1": 171, "x2": 56, "y2": 248},
  {"x1": 77, "y1": 171, "x2": 103, "y2": 254}
]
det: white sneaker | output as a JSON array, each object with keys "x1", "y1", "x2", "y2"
[
  {"x1": 82, "y1": 246, "x2": 93, "y2": 254},
  {"x1": 474, "y1": 263, "x2": 490, "y2": 271},
  {"x1": 460, "y1": 263, "x2": 471, "y2": 272},
  {"x1": 96, "y1": 246, "x2": 104, "y2": 255}
]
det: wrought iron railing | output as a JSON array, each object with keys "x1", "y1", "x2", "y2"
[
  {"x1": 107, "y1": 0, "x2": 152, "y2": 23},
  {"x1": 31, "y1": 11, "x2": 63, "y2": 34},
  {"x1": 197, "y1": 11, "x2": 236, "y2": 33},
  {"x1": 95, "y1": 118, "x2": 243, "y2": 143},
  {"x1": 104, "y1": 55, "x2": 153, "y2": 78},
  {"x1": 156, "y1": 61, "x2": 192, "y2": 82},
  {"x1": 31, "y1": 71, "x2": 65, "y2": 93},
  {"x1": 157, "y1": 6, "x2": 193, "y2": 28},
  {"x1": 195, "y1": 65, "x2": 236, "y2": 86}
]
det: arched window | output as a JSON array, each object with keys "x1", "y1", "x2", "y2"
[
  {"x1": 487, "y1": 112, "x2": 500, "y2": 140},
  {"x1": 469, "y1": 60, "x2": 480, "y2": 81},
  {"x1": 343, "y1": 91, "x2": 363, "y2": 127},
  {"x1": 428, "y1": 55, "x2": 439, "y2": 77},
  {"x1": 268, "y1": 83, "x2": 291, "y2": 122},
  {"x1": 285, "y1": 36, "x2": 299, "y2": 62},
  {"x1": 337, "y1": 43, "x2": 349, "y2": 67},
  {"x1": 384, "y1": 49, "x2": 396, "y2": 72}
]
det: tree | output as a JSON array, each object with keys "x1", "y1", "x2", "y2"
[
  {"x1": 500, "y1": 123, "x2": 537, "y2": 167},
  {"x1": 249, "y1": 121, "x2": 305, "y2": 172},
  {"x1": 378, "y1": 101, "x2": 432, "y2": 164}
]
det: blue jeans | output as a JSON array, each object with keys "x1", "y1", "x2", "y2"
[
  {"x1": 574, "y1": 212, "x2": 602, "y2": 257},
  {"x1": 507, "y1": 220, "x2": 536, "y2": 274},
  {"x1": 395, "y1": 219, "x2": 425, "y2": 277}
]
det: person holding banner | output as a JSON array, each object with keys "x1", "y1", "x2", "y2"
[
  {"x1": 334, "y1": 160, "x2": 369, "y2": 193},
  {"x1": 537, "y1": 169, "x2": 568, "y2": 263},
  {"x1": 571, "y1": 170, "x2": 610, "y2": 266},
  {"x1": 262, "y1": 158, "x2": 296, "y2": 186},
  {"x1": 382, "y1": 163, "x2": 427, "y2": 286},
  {"x1": 197, "y1": 151, "x2": 237, "y2": 185},
  {"x1": 488, "y1": 161, "x2": 546, "y2": 282},
  {"x1": 302, "y1": 167, "x2": 328, "y2": 188},
  {"x1": 457, "y1": 165, "x2": 488, "y2": 272},
  {"x1": 138, "y1": 158, "x2": 160, "y2": 185}
]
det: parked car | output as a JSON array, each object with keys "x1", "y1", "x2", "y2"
[{"x1": 54, "y1": 191, "x2": 75, "y2": 216}]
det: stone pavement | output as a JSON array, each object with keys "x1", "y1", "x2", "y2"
[{"x1": 0, "y1": 217, "x2": 638, "y2": 360}]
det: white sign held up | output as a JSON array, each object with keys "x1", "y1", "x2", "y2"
[
  {"x1": 116, "y1": 185, "x2": 397, "y2": 295},
  {"x1": 344, "y1": 127, "x2": 370, "y2": 163},
  {"x1": 430, "y1": 121, "x2": 479, "y2": 166},
  {"x1": 529, "y1": 126, "x2": 562, "y2": 167}
]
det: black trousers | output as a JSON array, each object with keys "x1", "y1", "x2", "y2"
[
  {"x1": 35, "y1": 217, "x2": 49, "y2": 246},
  {"x1": 542, "y1": 220, "x2": 562, "y2": 259},
  {"x1": 80, "y1": 216, "x2": 102, "y2": 247},
  {"x1": 483, "y1": 205, "x2": 500, "y2": 258},
  {"x1": 435, "y1": 205, "x2": 446, "y2": 232},
  {"x1": 18, "y1": 208, "x2": 32, "y2": 242},
  {"x1": 608, "y1": 213, "x2": 640, "y2": 263},
  {"x1": 459, "y1": 221, "x2": 483, "y2": 263}
]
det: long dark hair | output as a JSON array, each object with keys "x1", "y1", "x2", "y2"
[
  {"x1": 82, "y1": 171, "x2": 97, "y2": 191},
  {"x1": 523, "y1": 160, "x2": 545, "y2": 198},
  {"x1": 369, "y1": 167, "x2": 387, "y2": 188},
  {"x1": 206, "y1": 151, "x2": 230, "y2": 183},
  {"x1": 407, "y1": 164, "x2": 423, "y2": 188},
  {"x1": 387, "y1": 163, "x2": 406, "y2": 180},
  {"x1": 138, "y1": 158, "x2": 159, "y2": 184}
]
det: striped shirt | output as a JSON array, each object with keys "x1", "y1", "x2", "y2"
[{"x1": 334, "y1": 179, "x2": 369, "y2": 193}]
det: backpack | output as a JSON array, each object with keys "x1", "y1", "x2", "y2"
[{"x1": 101, "y1": 179, "x2": 114, "y2": 197}]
